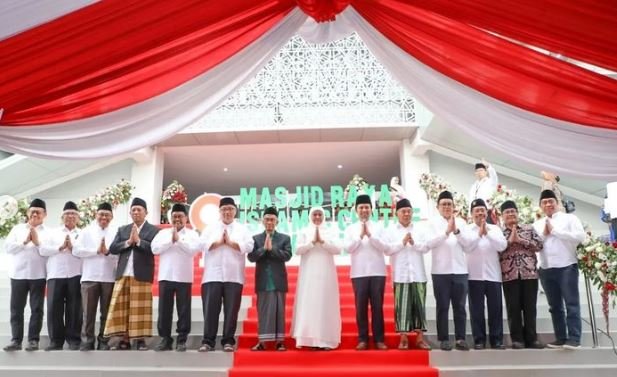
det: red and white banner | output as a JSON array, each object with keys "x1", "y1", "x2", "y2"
[{"x1": 0, "y1": 0, "x2": 615, "y2": 178}]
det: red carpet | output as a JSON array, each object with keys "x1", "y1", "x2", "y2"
[{"x1": 230, "y1": 266, "x2": 438, "y2": 377}]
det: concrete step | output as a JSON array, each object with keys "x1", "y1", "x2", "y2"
[
  {"x1": 432, "y1": 347, "x2": 617, "y2": 377},
  {"x1": 0, "y1": 367, "x2": 227, "y2": 377}
]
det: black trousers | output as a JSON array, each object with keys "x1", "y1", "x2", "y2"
[
  {"x1": 81, "y1": 281, "x2": 114, "y2": 346},
  {"x1": 468, "y1": 280, "x2": 503, "y2": 346},
  {"x1": 10, "y1": 278, "x2": 46, "y2": 344},
  {"x1": 47, "y1": 276, "x2": 83, "y2": 346},
  {"x1": 158, "y1": 280, "x2": 192, "y2": 344},
  {"x1": 432, "y1": 274, "x2": 468, "y2": 341},
  {"x1": 352, "y1": 276, "x2": 386, "y2": 343},
  {"x1": 201, "y1": 282, "x2": 243, "y2": 347},
  {"x1": 503, "y1": 278, "x2": 539, "y2": 345}
]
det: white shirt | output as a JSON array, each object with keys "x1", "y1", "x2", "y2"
[
  {"x1": 533, "y1": 211, "x2": 585, "y2": 269},
  {"x1": 39, "y1": 226, "x2": 82, "y2": 279},
  {"x1": 344, "y1": 220, "x2": 389, "y2": 278},
  {"x1": 199, "y1": 220, "x2": 254, "y2": 284},
  {"x1": 5, "y1": 223, "x2": 48, "y2": 280},
  {"x1": 73, "y1": 223, "x2": 118, "y2": 283},
  {"x1": 426, "y1": 216, "x2": 475, "y2": 274},
  {"x1": 122, "y1": 223, "x2": 144, "y2": 277},
  {"x1": 464, "y1": 223, "x2": 507, "y2": 282},
  {"x1": 469, "y1": 165, "x2": 498, "y2": 204},
  {"x1": 152, "y1": 227, "x2": 201, "y2": 283},
  {"x1": 384, "y1": 222, "x2": 429, "y2": 283}
]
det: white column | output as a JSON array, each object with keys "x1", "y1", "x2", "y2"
[
  {"x1": 399, "y1": 136, "x2": 431, "y2": 220},
  {"x1": 130, "y1": 147, "x2": 164, "y2": 224}
]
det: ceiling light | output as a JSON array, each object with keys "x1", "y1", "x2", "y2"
[
  {"x1": 337, "y1": 164, "x2": 343, "y2": 169},
  {"x1": 223, "y1": 167, "x2": 228, "y2": 172}
]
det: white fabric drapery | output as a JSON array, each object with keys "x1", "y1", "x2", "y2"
[
  {"x1": 0, "y1": 9, "x2": 308, "y2": 159},
  {"x1": 0, "y1": 0, "x2": 97, "y2": 41}
]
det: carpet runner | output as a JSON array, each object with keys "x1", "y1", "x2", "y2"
[{"x1": 230, "y1": 265, "x2": 438, "y2": 377}]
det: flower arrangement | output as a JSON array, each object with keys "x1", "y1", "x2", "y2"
[
  {"x1": 418, "y1": 173, "x2": 469, "y2": 219},
  {"x1": 78, "y1": 179, "x2": 134, "y2": 226},
  {"x1": 0, "y1": 196, "x2": 29, "y2": 239},
  {"x1": 161, "y1": 180, "x2": 188, "y2": 223},
  {"x1": 488, "y1": 184, "x2": 540, "y2": 224},
  {"x1": 577, "y1": 237, "x2": 617, "y2": 332},
  {"x1": 0, "y1": 180, "x2": 133, "y2": 238}
]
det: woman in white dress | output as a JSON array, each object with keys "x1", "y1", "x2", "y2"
[{"x1": 291, "y1": 206, "x2": 342, "y2": 350}]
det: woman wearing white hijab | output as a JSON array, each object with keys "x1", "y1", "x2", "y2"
[{"x1": 291, "y1": 206, "x2": 342, "y2": 350}]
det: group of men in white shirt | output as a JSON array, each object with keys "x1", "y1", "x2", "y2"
[
  {"x1": 346, "y1": 187, "x2": 585, "y2": 352},
  {"x1": 4, "y1": 199, "x2": 118, "y2": 352},
  {"x1": 4, "y1": 182, "x2": 585, "y2": 353}
]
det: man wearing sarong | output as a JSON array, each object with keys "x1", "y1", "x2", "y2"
[
  {"x1": 248, "y1": 206, "x2": 292, "y2": 351},
  {"x1": 384, "y1": 199, "x2": 431, "y2": 350},
  {"x1": 104, "y1": 198, "x2": 159, "y2": 350}
]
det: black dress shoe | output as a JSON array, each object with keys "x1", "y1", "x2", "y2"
[
  {"x1": 133, "y1": 340, "x2": 148, "y2": 351},
  {"x1": 80, "y1": 343, "x2": 95, "y2": 351},
  {"x1": 175, "y1": 343, "x2": 187, "y2": 352},
  {"x1": 527, "y1": 341, "x2": 545, "y2": 349},
  {"x1": 45, "y1": 344, "x2": 63, "y2": 351},
  {"x1": 474, "y1": 343, "x2": 485, "y2": 350},
  {"x1": 154, "y1": 341, "x2": 173, "y2": 351},
  {"x1": 491, "y1": 343, "x2": 506, "y2": 350},
  {"x1": 455, "y1": 340, "x2": 469, "y2": 351},
  {"x1": 440, "y1": 341, "x2": 452, "y2": 351},
  {"x1": 511, "y1": 341, "x2": 525, "y2": 349},
  {"x1": 3, "y1": 342, "x2": 22, "y2": 352},
  {"x1": 24, "y1": 341, "x2": 39, "y2": 351},
  {"x1": 68, "y1": 343, "x2": 81, "y2": 351},
  {"x1": 97, "y1": 341, "x2": 110, "y2": 351}
]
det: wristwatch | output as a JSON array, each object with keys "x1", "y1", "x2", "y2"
[{"x1": 453, "y1": 229, "x2": 460, "y2": 235}]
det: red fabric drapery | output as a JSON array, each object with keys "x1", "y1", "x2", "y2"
[
  {"x1": 295, "y1": 0, "x2": 350, "y2": 22},
  {"x1": 409, "y1": 0, "x2": 617, "y2": 72},
  {"x1": 353, "y1": 0, "x2": 617, "y2": 130},
  {"x1": 0, "y1": 0, "x2": 295, "y2": 125},
  {"x1": 0, "y1": 0, "x2": 615, "y2": 130}
]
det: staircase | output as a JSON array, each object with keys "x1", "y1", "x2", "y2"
[{"x1": 0, "y1": 260, "x2": 616, "y2": 376}]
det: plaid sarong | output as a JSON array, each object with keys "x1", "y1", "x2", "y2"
[
  {"x1": 394, "y1": 282, "x2": 427, "y2": 333},
  {"x1": 103, "y1": 276, "x2": 152, "y2": 339}
]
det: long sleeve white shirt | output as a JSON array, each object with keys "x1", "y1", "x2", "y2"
[
  {"x1": 385, "y1": 222, "x2": 429, "y2": 283},
  {"x1": 199, "y1": 220, "x2": 254, "y2": 284},
  {"x1": 5, "y1": 223, "x2": 48, "y2": 280},
  {"x1": 426, "y1": 216, "x2": 475, "y2": 275},
  {"x1": 469, "y1": 165, "x2": 498, "y2": 204},
  {"x1": 344, "y1": 220, "x2": 389, "y2": 278},
  {"x1": 464, "y1": 223, "x2": 508, "y2": 282},
  {"x1": 533, "y1": 212, "x2": 585, "y2": 269},
  {"x1": 73, "y1": 223, "x2": 118, "y2": 283},
  {"x1": 152, "y1": 227, "x2": 201, "y2": 283},
  {"x1": 39, "y1": 226, "x2": 82, "y2": 279}
]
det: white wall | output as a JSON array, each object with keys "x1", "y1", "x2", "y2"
[
  {"x1": 428, "y1": 152, "x2": 606, "y2": 235},
  {"x1": 36, "y1": 160, "x2": 133, "y2": 228}
]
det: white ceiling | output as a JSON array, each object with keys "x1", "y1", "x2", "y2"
[{"x1": 162, "y1": 140, "x2": 402, "y2": 199}]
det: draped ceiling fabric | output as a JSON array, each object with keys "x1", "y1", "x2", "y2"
[{"x1": 0, "y1": 1, "x2": 615, "y2": 178}]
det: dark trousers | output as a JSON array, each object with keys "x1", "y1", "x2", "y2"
[
  {"x1": 81, "y1": 281, "x2": 114, "y2": 346},
  {"x1": 10, "y1": 278, "x2": 46, "y2": 344},
  {"x1": 432, "y1": 274, "x2": 468, "y2": 341},
  {"x1": 352, "y1": 276, "x2": 386, "y2": 343},
  {"x1": 158, "y1": 280, "x2": 192, "y2": 344},
  {"x1": 539, "y1": 264, "x2": 582, "y2": 343},
  {"x1": 468, "y1": 280, "x2": 503, "y2": 346},
  {"x1": 201, "y1": 282, "x2": 243, "y2": 347},
  {"x1": 47, "y1": 276, "x2": 82, "y2": 346},
  {"x1": 503, "y1": 278, "x2": 538, "y2": 345}
]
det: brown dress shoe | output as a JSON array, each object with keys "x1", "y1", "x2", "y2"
[
  {"x1": 375, "y1": 342, "x2": 388, "y2": 350},
  {"x1": 398, "y1": 334, "x2": 409, "y2": 350},
  {"x1": 355, "y1": 341, "x2": 368, "y2": 351}
]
